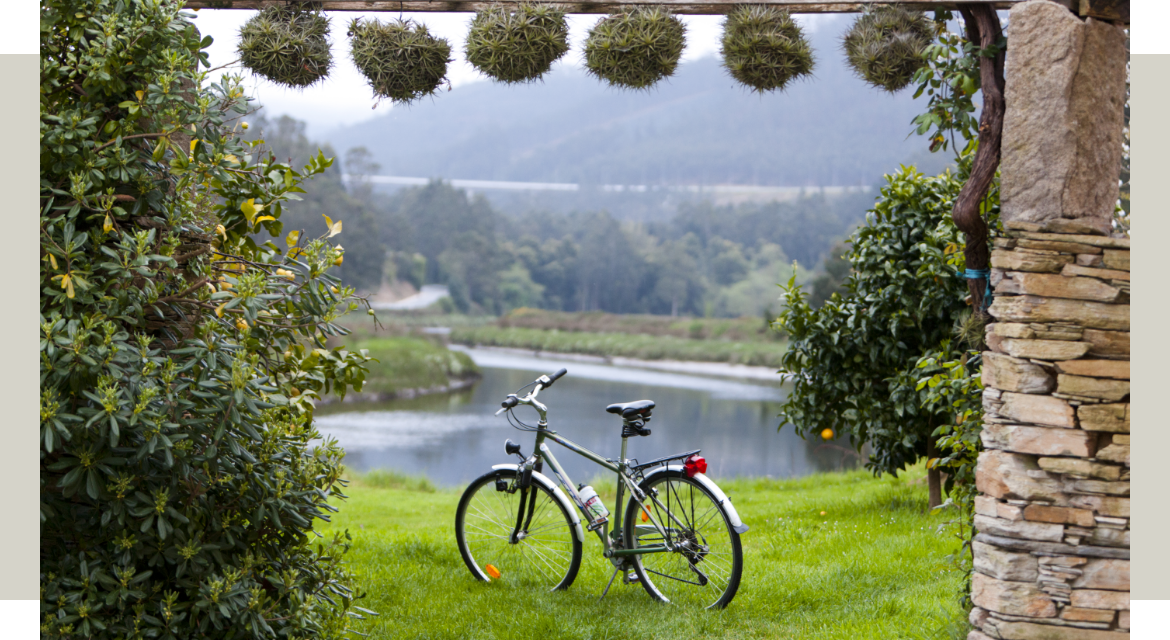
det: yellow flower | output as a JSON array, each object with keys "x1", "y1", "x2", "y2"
[
  {"x1": 333, "y1": 254, "x2": 344, "y2": 267},
  {"x1": 235, "y1": 318, "x2": 249, "y2": 331},
  {"x1": 276, "y1": 269, "x2": 295, "y2": 281}
]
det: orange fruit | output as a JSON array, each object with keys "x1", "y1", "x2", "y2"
[
  {"x1": 820, "y1": 428, "x2": 834, "y2": 440},
  {"x1": 484, "y1": 564, "x2": 501, "y2": 579}
]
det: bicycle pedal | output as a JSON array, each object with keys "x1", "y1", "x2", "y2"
[{"x1": 624, "y1": 572, "x2": 640, "y2": 584}]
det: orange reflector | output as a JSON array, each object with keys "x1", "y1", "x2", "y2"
[
  {"x1": 641, "y1": 507, "x2": 650, "y2": 523},
  {"x1": 485, "y1": 564, "x2": 501, "y2": 579}
]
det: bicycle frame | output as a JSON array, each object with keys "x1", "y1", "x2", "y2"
[{"x1": 505, "y1": 383, "x2": 688, "y2": 559}]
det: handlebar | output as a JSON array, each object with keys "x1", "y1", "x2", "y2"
[
  {"x1": 494, "y1": 369, "x2": 568, "y2": 417},
  {"x1": 543, "y1": 368, "x2": 568, "y2": 389}
]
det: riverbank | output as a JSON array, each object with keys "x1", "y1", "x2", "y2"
[
  {"x1": 329, "y1": 464, "x2": 968, "y2": 640},
  {"x1": 324, "y1": 336, "x2": 480, "y2": 404},
  {"x1": 451, "y1": 345, "x2": 787, "y2": 381},
  {"x1": 450, "y1": 326, "x2": 788, "y2": 368}
]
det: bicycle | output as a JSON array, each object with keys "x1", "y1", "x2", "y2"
[{"x1": 454, "y1": 368, "x2": 748, "y2": 608}]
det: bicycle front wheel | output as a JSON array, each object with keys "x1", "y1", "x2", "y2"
[
  {"x1": 455, "y1": 468, "x2": 582, "y2": 591},
  {"x1": 624, "y1": 471, "x2": 743, "y2": 608}
]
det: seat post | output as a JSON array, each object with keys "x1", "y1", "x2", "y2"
[{"x1": 620, "y1": 435, "x2": 628, "y2": 465}]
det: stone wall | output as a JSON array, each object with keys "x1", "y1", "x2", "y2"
[
  {"x1": 968, "y1": 2, "x2": 1130, "y2": 639},
  {"x1": 970, "y1": 226, "x2": 1130, "y2": 639}
]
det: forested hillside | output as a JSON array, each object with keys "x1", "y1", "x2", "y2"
[
  {"x1": 325, "y1": 15, "x2": 937, "y2": 189},
  {"x1": 251, "y1": 113, "x2": 868, "y2": 316}
]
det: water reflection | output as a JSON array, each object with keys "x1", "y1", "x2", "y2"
[{"x1": 315, "y1": 349, "x2": 860, "y2": 486}]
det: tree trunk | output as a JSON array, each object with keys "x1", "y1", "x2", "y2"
[
  {"x1": 927, "y1": 436, "x2": 943, "y2": 509},
  {"x1": 955, "y1": 6, "x2": 1007, "y2": 317}
]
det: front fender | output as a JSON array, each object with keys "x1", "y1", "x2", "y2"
[
  {"x1": 491, "y1": 463, "x2": 585, "y2": 542},
  {"x1": 641, "y1": 465, "x2": 749, "y2": 534}
]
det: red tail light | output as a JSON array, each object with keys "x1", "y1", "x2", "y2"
[{"x1": 684, "y1": 454, "x2": 707, "y2": 478}]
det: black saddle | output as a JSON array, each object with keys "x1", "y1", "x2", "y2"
[{"x1": 605, "y1": 400, "x2": 655, "y2": 420}]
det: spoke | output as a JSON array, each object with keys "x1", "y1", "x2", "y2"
[
  {"x1": 530, "y1": 494, "x2": 554, "y2": 525},
  {"x1": 692, "y1": 506, "x2": 723, "y2": 533},
  {"x1": 464, "y1": 521, "x2": 511, "y2": 538},
  {"x1": 521, "y1": 541, "x2": 563, "y2": 582},
  {"x1": 518, "y1": 545, "x2": 557, "y2": 583},
  {"x1": 525, "y1": 519, "x2": 568, "y2": 536},
  {"x1": 464, "y1": 534, "x2": 512, "y2": 542},
  {"x1": 524, "y1": 540, "x2": 572, "y2": 557},
  {"x1": 467, "y1": 505, "x2": 513, "y2": 532},
  {"x1": 683, "y1": 484, "x2": 692, "y2": 533},
  {"x1": 490, "y1": 485, "x2": 515, "y2": 526},
  {"x1": 471, "y1": 492, "x2": 515, "y2": 529},
  {"x1": 524, "y1": 539, "x2": 572, "y2": 561}
]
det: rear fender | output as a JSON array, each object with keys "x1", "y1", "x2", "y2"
[
  {"x1": 640, "y1": 465, "x2": 749, "y2": 534},
  {"x1": 491, "y1": 463, "x2": 585, "y2": 542}
]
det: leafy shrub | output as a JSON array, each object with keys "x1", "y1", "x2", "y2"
[
  {"x1": 775, "y1": 166, "x2": 970, "y2": 477},
  {"x1": 40, "y1": 1, "x2": 372, "y2": 637}
]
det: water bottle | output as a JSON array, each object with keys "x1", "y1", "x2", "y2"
[{"x1": 577, "y1": 484, "x2": 609, "y2": 524}]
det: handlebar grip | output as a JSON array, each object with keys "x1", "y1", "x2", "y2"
[
  {"x1": 501, "y1": 397, "x2": 519, "y2": 410},
  {"x1": 543, "y1": 368, "x2": 568, "y2": 388}
]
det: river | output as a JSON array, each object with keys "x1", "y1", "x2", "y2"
[{"x1": 314, "y1": 348, "x2": 861, "y2": 486}]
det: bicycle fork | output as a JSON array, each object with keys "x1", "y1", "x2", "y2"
[{"x1": 509, "y1": 455, "x2": 541, "y2": 544}]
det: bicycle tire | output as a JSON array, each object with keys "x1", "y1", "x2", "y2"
[
  {"x1": 623, "y1": 470, "x2": 743, "y2": 608},
  {"x1": 455, "y1": 468, "x2": 583, "y2": 591}
]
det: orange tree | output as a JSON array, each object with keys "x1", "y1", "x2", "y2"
[
  {"x1": 40, "y1": 1, "x2": 372, "y2": 637},
  {"x1": 774, "y1": 9, "x2": 1002, "y2": 512},
  {"x1": 775, "y1": 167, "x2": 977, "y2": 506}
]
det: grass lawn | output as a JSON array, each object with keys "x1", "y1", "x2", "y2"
[{"x1": 324, "y1": 466, "x2": 969, "y2": 640}]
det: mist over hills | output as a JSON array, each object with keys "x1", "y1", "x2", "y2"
[{"x1": 324, "y1": 15, "x2": 943, "y2": 190}]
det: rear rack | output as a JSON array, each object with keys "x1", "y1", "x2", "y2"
[{"x1": 630, "y1": 449, "x2": 701, "y2": 471}]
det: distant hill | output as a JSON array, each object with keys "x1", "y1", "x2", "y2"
[{"x1": 324, "y1": 15, "x2": 945, "y2": 190}]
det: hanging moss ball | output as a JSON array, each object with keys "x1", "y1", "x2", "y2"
[
  {"x1": 721, "y1": 6, "x2": 814, "y2": 93},
  {"x1": 237, "y1": 7, "x2": 333, "y2": 88},
  {"x1": 842, "y1": 6, "x2": 933, "y2": 93},
  {"x1": 584, "y1": 8, "x2": 686, "y2": 90},
  {"x1": 466, "y1": 4, "x2": 570, "y2": 84},
  {"x1": 348, "y1": 18, "x2": 452, "y2": 104}
]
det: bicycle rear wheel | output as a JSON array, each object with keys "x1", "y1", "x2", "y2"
[
  {"x1": 624, "y1": 470, "x2": 743, "y2": 608},
  {"x1": 455, "y1": 468, "x2": 582, "y2": 591}
]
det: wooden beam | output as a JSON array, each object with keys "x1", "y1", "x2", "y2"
[{"x1": 183, "y1": 0, "x2": 1022, "y2": 16}]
